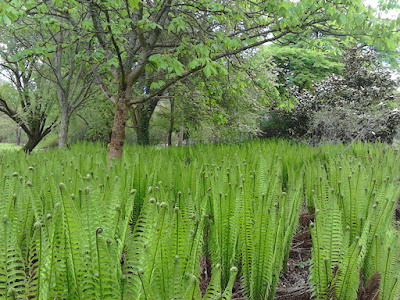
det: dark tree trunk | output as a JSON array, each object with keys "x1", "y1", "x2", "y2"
[
  {"x1": 167, "y1": 99, "x2": 174, "y2": 146},
  {"x1": 137, "y1": 115, "x2": 151, "y2": 145},
  {"x1": 22, "y1": 135, "x2": 43, "y2": 153},
  {"x1": 19, "y1": 117, "x2": 54, "y2": 153},
  {"x1": 108, "y1": 100, "x2": 129, "y2": 160},
  {"x1": 178, "y1": 112, "x2": 184, "y2": 146},
  {"x1": 134, "y1": 99, "x2": 159, "y2": 145}
]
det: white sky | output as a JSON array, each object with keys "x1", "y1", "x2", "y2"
[{"x1": 363, "y1": 0, "x2": 400, "y2": 19}]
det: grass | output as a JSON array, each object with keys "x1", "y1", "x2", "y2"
[{"x1": 0, "y1": 142, "x2": 21, "y2": 151}]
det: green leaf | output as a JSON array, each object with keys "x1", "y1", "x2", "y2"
[
  {"x1": 3, "y1": 15, "x2": 12, "y2": 25},
  {"x1": 108, "y1": 57, "x2": 119, "y2": 68},
  {"x1": 188, "y1": 59, "x2": 202, "y2": 69},
  {"x1": 203, "y1": 64, "x2": 217, "y2": 78},
  {"x1": 150, "y1": 80, "x2": 165, "y2": 90},
  {"x1": 148, "y1": 54, "x2": 162, "y2": 63},
  {"x1": 128, "y1": 0, "x2": 140, "y2": 9}
]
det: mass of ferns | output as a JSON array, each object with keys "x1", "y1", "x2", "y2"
[{"x1": 0, "y1": 140, "x2": 399, "y2": 299}]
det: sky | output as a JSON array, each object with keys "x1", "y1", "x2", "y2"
[{"x1": 363, "y1": 0, "x2": 400, "y2": 19}]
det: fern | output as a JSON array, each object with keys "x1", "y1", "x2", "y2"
[
  {"x1": 309, "y1": 154, "x2": 400, "y2": 300},
  {"x1": 238, "y1": 158, "x2": 303, "y2": 299},
  {"x1": 1, "y1": 140, "x2": 400, "y2": 300}
]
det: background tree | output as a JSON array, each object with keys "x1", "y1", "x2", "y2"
[
  {"x1": 149, "y1": 52, "x2": 278, "y2": 145},
  {"x1": 0, "y1": 60, "x2": 58, "y2": 152},
  {"x1": 289, "y1": 48, "x2": 400, "y2": 143},
  {"x1": 0, "y1": 0, "x2": 399, "y2": 152},
  {"x1": 81, "y1": 0, "x2": 398, "y2": 158},
  {"x1": 265, "y1": 44, "x2": 342, "y2": 93},
  {"x1": 4, "y1": 2, "x2": 98, "y2": 148},
  {"x1": 0, "y1": 35, "x2": 58, "y2": 152},
  {"x1": 68, "y1": 96, "x2": 115, "y2": 144},
  {"x1": 258, "y1": 40, "x2": 344, "y2": 138}
]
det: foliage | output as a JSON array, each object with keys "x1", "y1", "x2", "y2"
[
  {"x1": 1, "y1": 0, "x2": 399, "y2": 154},
  {"x1": 306, "y1": 147, "x2": 400, "y2": 299},
  {"x1": 264, "y1": 44, "x2": 342, "y2": 92},
  {"x1": 0, "y1": 141, "x2": 400, "y2": 299},
  {"x1": 0, "y1": 36, "x2": 59, "y2": 152},
  {"x1": 0, "y1": 1, "x2": 98, "y2": 147},
  {"x1": 263, "y1": 48, "x2": 400, "y2": 142},
  {"x1": 69, "y1": 98, "x2": 114, "y2": 144},
  {"x1": 152, "y1": 53, "x2": 277, "y2": 145},
  {"x1": 307, "y1": 48, "x2": 400, "y2": 143},
  {"x1": 0, "y1": 116, "x2": 17, "y2": 143}
]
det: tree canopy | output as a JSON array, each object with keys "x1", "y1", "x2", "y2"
[{"x1": 0, "y1": 0, "x2": 399, "y2": 153}]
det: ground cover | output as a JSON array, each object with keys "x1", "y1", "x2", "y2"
[
  {"x1": 0, "y1": 143, "x2": 21, "y2": 151},
  {"x1": 0, "y1": 141, "x2": 399, "y2": 299}
]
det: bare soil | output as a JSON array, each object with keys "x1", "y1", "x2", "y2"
[{"x1": 274, "y1": 226, "x2": 312, "y2": 300}]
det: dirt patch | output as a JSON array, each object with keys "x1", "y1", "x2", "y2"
[
  {"x1": 395, "y1": 196, "x2": 400, "y2": 221},
  {"x1": 274, "y1": 227, "x2": 312, "y2": 300},
  {"x1": 229, "y1": 226, "x2": 313, "y2": 300}
]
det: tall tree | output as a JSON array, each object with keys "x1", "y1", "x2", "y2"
[
  {"x1": 0, "y1": 9, "x2": 61, "y2": 152},
  {"x1": 83, "y1": 0, "x2": 399, "y2": 158},
  {"x1": 265, "y1": 44, "x2": 342, "y2": 92},
  {"x1": 2, "y1": 2, "x2": 97, "y2": 148},
  {"x1": 2, "y1": 0, "x2": 398, "y2": 156}
]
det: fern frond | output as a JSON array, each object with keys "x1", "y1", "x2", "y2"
[
  {"x1": 221, "y1": 266, "x2": 238, "y2": 300},
  {"x1": 203, "y1": 263, "x2": 222, "y2": 299},
  {"x1": 331, "y1": 220, "x2": 370, "y2": 300}
]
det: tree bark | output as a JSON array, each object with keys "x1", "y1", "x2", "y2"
[
  {"x1": 108, "y1": 100, "x2": 129, "y2": 160},
  {"x1": 58, "y1": 106, "x2": 70, "y2": 148},
  {"x1": 167, "y1": 99, "x2": 174, "y2": 146},
  {"x1": 15, "y1": 126, "x2": 21, "y2": 146},
  {"x1": 178, "y1": 112, "x2": 184, "y2": 146},
  {"x1": 137, "y1": 115, "x2": 151, "y2": 145},
  {"x1": 22, "y1": 135, "x2": 43, "y2": 153},
  {"x1": 134, "y1": 99, "x2": 159, "y2": 145}
]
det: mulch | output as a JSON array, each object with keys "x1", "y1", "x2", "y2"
[
  {"x1": 273, "y1": 210, "x2": 313, "y2": 300},
  {"x1": 274, "y1": 226, "x2": 312, "y2": 300},
  {"x1": 227, "y1": 220, "x2": 313, "y2": 300}
]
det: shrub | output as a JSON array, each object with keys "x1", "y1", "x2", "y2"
[{"x1": 263, "y1": 48, "x2": 400, "y2": 143}]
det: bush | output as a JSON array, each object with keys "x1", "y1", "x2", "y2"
[
  {"x1": 310, "y1": 106, "x2": 400, "y2": 143},
  {"x1": 264, "y1": 48, "x2": 400, "y2": 143}
]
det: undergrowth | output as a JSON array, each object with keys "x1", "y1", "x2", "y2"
[{"x1": 0, "y1": 140, "x2": 399, "y2": 299}]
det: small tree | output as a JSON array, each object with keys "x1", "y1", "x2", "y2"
[{"x1": 0, "y1": 61, "x2": 58, "y2": 152}]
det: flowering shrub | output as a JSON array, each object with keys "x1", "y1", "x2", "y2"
[{"x1": 262, "y1": 48, "x2": 400, "y2": 143}]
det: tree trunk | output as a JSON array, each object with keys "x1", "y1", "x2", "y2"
[
  {"x1": 58, "y1": 107, "x2": 70, "y2": 148},
  {"x1": 178, "y1": 112, "x2": 184, "y2": 146},
  {"x1": 167, "y1": 99, "x2": 174, "y2": 146},
  {"x1": 134, "y1": 99, "x2": 159, "y2": 145},
  {"x1": 22, "y1": 135, "x2": 42, "y2": 153},
  {"x1": 137, "y1": 114, "x2": 151, "y2": 145},
  {"x1": 20, "y1": 119, "x2": 53, "y2": 153},
  {"x1": 15, "y1": 126, "x2": 21, "y2": 146},
  {"x1": 108, "y1": 100, "x2": 129, "y2": 160}
]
